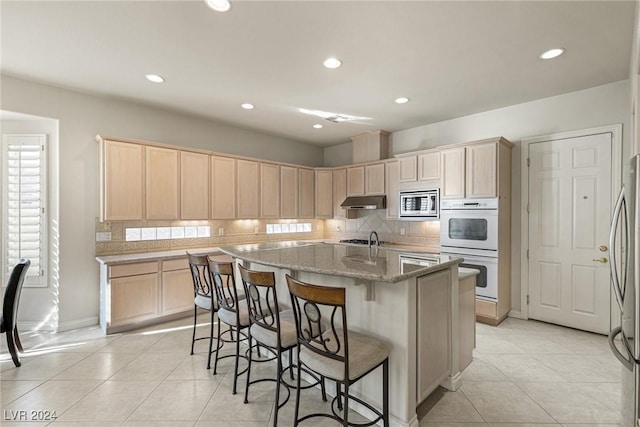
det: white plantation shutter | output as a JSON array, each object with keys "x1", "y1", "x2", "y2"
[{"x1": 3, "y1": 134, "x2": 47, "y2": 287}]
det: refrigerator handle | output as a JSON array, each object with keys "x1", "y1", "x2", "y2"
[
  {"x1": 609, "y1": 186, "x2": 626, "y2": 310},
  {"x1": 608, "y1": 326, "x2": 634, "y2": 371}
]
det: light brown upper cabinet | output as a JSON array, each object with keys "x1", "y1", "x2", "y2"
[
  {"x1": 398, "y1": 156, "x2": 418, "y2": 182},
  {"x1": 261, "y1": 163, "x2": 280, "y2": 218},
  {"x1": 440, "y1": 137, "x2": 513, "y2": 199},
  {"x1": 465, "y1": 142, "x2": 497, "y2": 198},
  {"x1": 237, "y1": 159, "x2": 260, "y2": 219},
  {"x1": 365, "y1": 163, "x2": 385, "y2": 195},
  {"x1": 333, "y1": 168, "x2": 347, "y2": 218},
  {"x1": 315, "y1": 169, "x2": 333, "y2": 218},
  {"x1": 347, "y1": 166, "x2": 365, "y2": 197},
  {"x1": 385, "y1": 160, "x2": 400, "y2": 219},
  {"x1": 211, "y1": 156, "x2": 236, "y2": 219},
  {"x1": 99, "y1": 139, "x2": 144, "y2": 221},
  {"x1": 180, "y1": 151, "x2": 209, "y2": 220},
  {"x1": 280, "y1": 166, "x2": 298, "y2": 218},
  {"x1": 298, "y1": 168, "x2": 315, "y2": 218},
  {"x1": 440, "y1": 147, "x2": 466, "y2": 199},
  {"x1": 146, "y1": 146, "x2": 179, "y2": 220},
  {"x1": 418, "y1": 151, "x2": 441, "y2": 181}
]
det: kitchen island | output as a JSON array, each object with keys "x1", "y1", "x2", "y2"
[{"x1": 219, "y1": 241, "x2": 475, "y2": 427}]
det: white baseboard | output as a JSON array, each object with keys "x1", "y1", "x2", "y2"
[
  {"x1": 57, "y1": 316, "x2": 99, "y2": 332},
  {"x1": 508, "y1": 309, "x2": 523, "y2": 319},
  {"x1": 19, "y1": 320, "x2": 57, "y2": 332},
  {"x1": 18, "y1": 316, "x2": 99, "y2": 332}
]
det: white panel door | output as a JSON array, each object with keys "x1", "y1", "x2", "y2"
[{"x1": 528, "y1": 133, "x2": 612, "y2": 333}]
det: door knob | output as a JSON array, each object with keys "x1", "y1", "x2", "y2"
[
  {"x1": 599, "y1": 245, "x2": 608, "y2": 252},
  {"x1": 592, "y1": 257, "x2": 608, "y2": 263}
]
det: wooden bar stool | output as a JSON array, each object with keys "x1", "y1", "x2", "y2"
[
  {"x1": 286, "y1": 274, "x2": 390, "y2": 427},
  {"x1": 186, "y1": 252, "x2": 217, "y2": 369},
  {"x1": 238, "y1": 265, "x2": 326, "y2": 427},
  {"x1": 209, "y1": 259, "x2": 250, "y2": 394}
]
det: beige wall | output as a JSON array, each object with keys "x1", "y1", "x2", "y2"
[
  {"x1": 1, "y1": 75, "x2": 324, "y2": 331},
  {"x1": 324, "y1": 80, "x2": 632, "y2": 315}
]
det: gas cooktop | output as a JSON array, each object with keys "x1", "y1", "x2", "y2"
[{"x1": 339, "y1": 239, "x2": 390, "y2": 246}]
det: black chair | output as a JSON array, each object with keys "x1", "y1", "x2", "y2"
[
  {"x1": 187, "y1": 252, "x2": 218, "y2": 369},
  {"x1": 239, "y1": 265, "x2": 326, "y2": 426},
  {"x1": 1, "y1": 259, "x2": 31, "y2": 367},
  {"x1": 286, "y1": 274, "x2": 390, "y2": 427}
]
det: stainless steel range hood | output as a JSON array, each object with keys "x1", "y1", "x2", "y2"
[{"x1": 340, "y1": 195, "x2": 386, "y2": 210}]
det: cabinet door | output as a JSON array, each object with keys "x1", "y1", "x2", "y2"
[
  {"x1": 365, "y1": 163, "x2": 385, "y2": 195},
  {"x1": 162, "y1": 269, "x2": 193, "y2": 315},
  {"x1": 110, "y1": 273, "x2": 159, "y2": 327},
  {"x1": 261, "y1": 163, "x2": 280, "y2": 218},
  {"x1": 418, "y1": 151, "x2": 441, "y2": 181},
  {"x1": 385, "y1": 161, "x2": 399, "y2": 219},
  {"x1": 347, "y1": 166, "x2": 365, "y2": 196},
  {"x1": 146, "y1": 146, "x2": 179, "y2": 220},
  {"x1": 280, "y1": 166, "x2": 298, "y2": 218},
  {"x1": 237, "y1": 160, "x2": 260, "y2": 219},
  {"x1": 399, "y1": 156, "x2": 418, "y2": 182},
  {"x1": 466, "y1": 143, "x2": 497, "y2": 198},
  {"x1": 211, "y1": 156, "x2": 236, "y2": 219},
  {"x1": 441, "y1": 148, "x2": 466, "y2": 199},
  {"x1": 180, "y1": 151, "x2": 209, "y2": 219},
  {"x1": 315, "y1": 170, "x2": 333, "y2": 218},
  {"x1": 333, "y1": 169, "x2": 347, "y2": 218},
  {"x1": 102, "y1": 140, "x2": 144, "y2": 221},
  {"x1": 298, "y1": 168, "x2": 315, "y2": 218}
]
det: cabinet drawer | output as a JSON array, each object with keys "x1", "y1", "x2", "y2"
[
  {"x1": 162, "y1": 258, "x2": 189, "y2": 272},
  {"x1": 109, "y1": 262, "x2": 158, "y2": 278},
  {"x1": 476, "y1": 299, "x2": 497, "y2": 318}
]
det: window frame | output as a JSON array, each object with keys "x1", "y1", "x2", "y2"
[{"x1": 2, "y1": 133, "x2": 48, "y2": 288}]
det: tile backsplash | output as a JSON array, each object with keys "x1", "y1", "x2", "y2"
[
  {"x1": 324, "y1": 210, "x2": 440, "y2": 247},
  {"x1": 95, "y1": 210, "x2": 440, "y2": 255},
  {"x1": 95, "y1": 218, "x2": 324, "y2": 255}
]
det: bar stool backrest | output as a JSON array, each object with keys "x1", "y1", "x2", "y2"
[
  {"x1": 238, "y1": 265, "x2": 281, "y2": 333},
  {"x1": 286, "y1": 275, "x2": 349, "y2": 372},
  {"x1": 187, "y1": 252, "x2": 213, "y2": 301},
  {"x1": 209, "y1": 260, "x2": 241, "y2": 313}
]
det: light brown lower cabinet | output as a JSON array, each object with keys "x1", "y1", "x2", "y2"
[
  {"x1": 161, "y1": 258, "x2": 193, "y2": 315},
  {"x1": 108, "y1": 262, "x2": 160, "y2": 329},
  {"x1": 100, "y1": 258, "x2": 194, "y2": 334}
]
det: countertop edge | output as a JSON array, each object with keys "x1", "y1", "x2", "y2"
[{"x1": 95, "y1": 246, "x2": 226, "y2": 265}]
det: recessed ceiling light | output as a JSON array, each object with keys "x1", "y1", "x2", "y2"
[
  {"x1": 204, "y1": 0, "x2": 231, "y2": 12},
  {"x1": 395, "y1": 97, "x2": 409, "y2": 104},
  {"x1": 145, "y1": 74, "x2": 164, "y2": 83},
  {"x1": 539, "y1": 48, "x2": 565, "y2": 60},
  {"x1": 323, "y1": 57, "x2": 342, "y2": 69},
  {"x1": 241, "y1": 103, "x2": 254, "y2": 110},
  {"x1": 313, "y1": 124, "x2": 323, "y2": 129}
]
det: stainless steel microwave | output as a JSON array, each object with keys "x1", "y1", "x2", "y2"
[{"x1": 399, "y1": 189, "x2": 439, "y2": 220}]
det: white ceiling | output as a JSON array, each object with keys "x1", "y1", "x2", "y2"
[{"x1": 1, "y1": 1, "x2": 635, "y2": 147}]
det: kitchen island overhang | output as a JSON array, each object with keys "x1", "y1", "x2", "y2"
[{"x1": 219, "y1": 242, "x2": 475, "y2": 427}]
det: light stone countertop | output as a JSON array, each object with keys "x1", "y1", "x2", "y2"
[
  {"x1": 218, "y1": 241, "x2": 463, "y2": 283},
  {"x1": 95, "y1": 246, "x2": 227, "y2": 265}
]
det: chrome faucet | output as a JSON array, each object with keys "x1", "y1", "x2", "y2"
[{"x1": 368, "y1": 231, "x2": 380, "y2": 249}]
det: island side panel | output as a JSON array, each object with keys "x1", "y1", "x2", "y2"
[{"x1": 417, "y1": 268, "x2": 453, "y2": 403}]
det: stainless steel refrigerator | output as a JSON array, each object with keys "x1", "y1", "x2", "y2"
[{"x1": 609, "y1": 154, "x2": 640, "y2": 427}]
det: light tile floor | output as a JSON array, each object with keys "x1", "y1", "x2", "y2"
[{"x1": 0, "y1": 316, "x2": 622, "y2": 426}]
